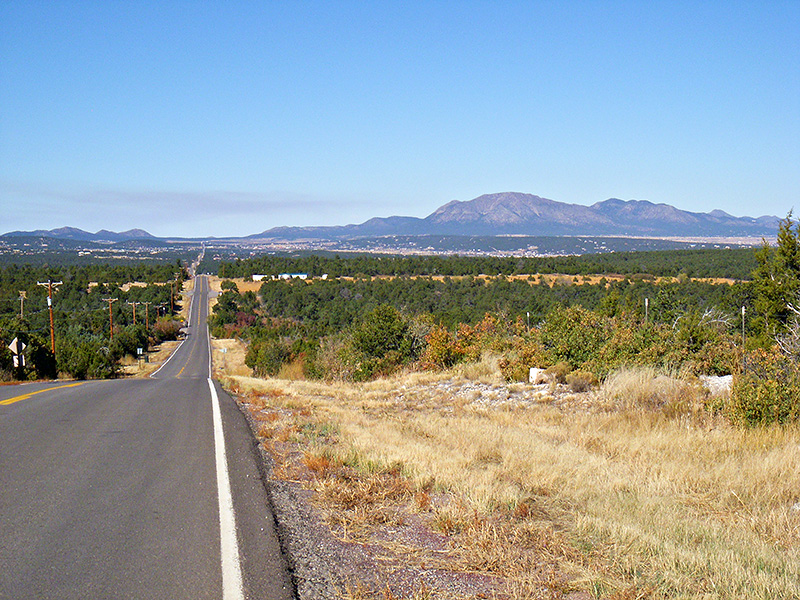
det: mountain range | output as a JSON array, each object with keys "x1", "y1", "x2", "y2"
[
  {"x1": 1, "y1": 226, "x2": 156, "y2": 243},
  {"x1": 1, "y1": 193, "x2": 781, "y2": 242},
  {"x1": 251, "y1": 192, "x2": 779, "y2": 239}
]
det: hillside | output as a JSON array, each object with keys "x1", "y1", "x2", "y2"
[
  {"x1": 251, "y1": 192, "x2": 779, "y2": 239},
  {"x1": 1, "y1": 227, "x2": 157, "y2": 242}
]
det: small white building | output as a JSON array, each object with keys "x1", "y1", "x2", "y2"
[{"x1": 277, "y1": 273, "x2": 309, "y2": 280}]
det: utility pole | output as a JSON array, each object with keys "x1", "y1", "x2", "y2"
[
  {"x1": 37, "y1": 280, "x2": 62, "y2": 354},
  {"x1": 19, "y1": 291, "x2": 26, "y2": 319},
  {"x1": 741, "y1": 306, "x2": 746, "y2": 371},
  {"x1": 741, "y1": 306, "x2": 746, "y2": 347},
  {"x1": 126, "y1": 301, "x2": 139, "y2": 325},
  {"x1": 170, "y1": 274, "x2": 181, "y2": 314},
  {"x1": 103, "y1": 298, "x2": 118, "y2": 339},
  {"x1": 141, "y1": 301, "x2": 152, "y2": 330},
  {"x1": 170, "y1": 272, "x2": 182, "y2": 315}
]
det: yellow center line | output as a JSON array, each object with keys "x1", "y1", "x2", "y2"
[{"x1": 0, "y1": 382, "x2": 85, "y2": 406}]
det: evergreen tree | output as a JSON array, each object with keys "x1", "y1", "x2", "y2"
[{"x1": 753, "y1": 213, "x2": 800, "y2": 336}]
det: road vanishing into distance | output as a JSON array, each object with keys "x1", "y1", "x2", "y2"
[{"x1": 0, "y1": 276, "x2": 294, "y2": 600}]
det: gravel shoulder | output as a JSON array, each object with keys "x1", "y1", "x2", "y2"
[{"x1": 231, "y1": 383, "x2": 523, "y2": 600}]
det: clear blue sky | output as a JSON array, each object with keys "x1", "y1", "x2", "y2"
[{"x1": 1, "y1": 1, "x2": 798, "y2": 237}]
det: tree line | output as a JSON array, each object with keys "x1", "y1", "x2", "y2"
[
  {"x1": 0, "y1": 261, "x2": 187, "y2": 380},
  {"x1": 209, "y1": 217, "x2": 800, "y2": 425},
  {"x1": 216, "y1": 247, "x2": 758, "y2": 281}
]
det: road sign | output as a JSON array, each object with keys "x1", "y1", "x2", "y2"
[
  {"x1": 13, "y1": 355, "x2": 26, "y2": 368},
  {"x1": 8, "y1": 337, "x2": 26, "y2": 356}
]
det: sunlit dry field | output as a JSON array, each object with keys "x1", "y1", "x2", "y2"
[{"x1": 214, "y1": 340, "x2": 800, "y2": 599}]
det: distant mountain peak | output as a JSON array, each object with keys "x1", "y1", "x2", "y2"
[
  {"x1": 1, "y1": 227, "x2": 156, "y2": 242},
  {"x1": 709, "y1": 209, "x2": 734, "y2": 218},
  {"x1": 251, "y1": 191, "x2": 781, "y2": 240}
]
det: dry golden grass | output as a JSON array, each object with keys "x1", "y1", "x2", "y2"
[
  {"x1": 455, "y1": 351, "x2": 506, "y2": 384},
  {"x1": 217, "y1": 350, "x2": 800, "y2": 599},
  {"x1": 120, "y1": 340, "x2": 180, "y2": 378},
  {"x1": 206, "y1": 275, "x2": 263, "y2": 293},
  {"x1": 599, "y1": 366, "x2": 704, "y2": 413},
  {"x1": 323, "y1": 273, "x2": 738, "y2": 287},
  {"x1": 277, "y1": 358, "x2": 306, "y2": 380},
  {"x1": 210, "y1": 338, "x2": 251, "y2": 378}
]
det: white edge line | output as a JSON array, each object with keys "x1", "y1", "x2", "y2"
[
  {"x1": 207, "y1": 283, "x2": 214, "y2": 376},
  {"x1": 205, "y1": 272, "x2": 244, "y2": 600},
  {"x1": 149, "y1": 337, "x2": 187, "y2": 379},
  {"x1": 209, "y1": 377, "x2": 244, "y2": 600},
  {"x1": 150, "y1": 276, "x2": 198, "y2": 379}
]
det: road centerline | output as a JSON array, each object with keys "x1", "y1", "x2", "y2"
[{"x1": 0, "y1": 382, "x2": 85, "y2": 406}]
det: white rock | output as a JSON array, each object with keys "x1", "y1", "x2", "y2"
[
  {"x1": 700, "y1": 375, "x2": 733, "y2": 395},
  {"x1": 529, "y1": 367, "x2": 549, "y2": 384}
]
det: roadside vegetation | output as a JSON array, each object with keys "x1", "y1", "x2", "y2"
[
  {"x1": 208, "y1": 217, "x2": 800, "y2": 428},
  {"x1": 0, "y1": 262, "x2": 188, "y2": 380},
  {"x1": 209, "y1": 257, "x2": 755, "y2": 420},
  {"x1": 217, "y1": 363, "x2": 799, "y2": 599},
  {"x1": 208, "y1": 218, "x2": 800, "y2": 598}
]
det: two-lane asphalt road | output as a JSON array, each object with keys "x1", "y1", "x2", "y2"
[{"x1": 0, "y1": 276, "x2": 293, "y2": 599}]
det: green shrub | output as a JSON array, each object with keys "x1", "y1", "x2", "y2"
[
  {"x1": 495, "y1": 332, "x2": 543, "y2": 381},
  {"x1": 110, "y1": 325, "x2": 148, "y2": 359},
  {"x1": 539, "y1": 306, "x2": 610, "y2": 369},
  {"x1": 153, "y1": 318, "x2": 182, "y2": 342},
  {"x1": 584, "y1": 313, "x2": 738, "y2": 378},
  {"x1": 246, "y1": 337, "x2": 291, "y2": 377},
  {"x1": 353, "y1": 305, "x2": 413, "y2": 359},
  {"x1": 586, "y1": 319, "x2": 675, "y2": 376},
  {"x1": 56, "y1": 336, "x2": 118, "y2": 380},
  {"x1": 455, "y1": 314, "x2": 512, "y2": 363},
  {"x1": 729, "y1": 349, "x2": 800, "y2": 426},
  {"x1": 346, "y1": 305, "x2": 420, "y2": 379}
]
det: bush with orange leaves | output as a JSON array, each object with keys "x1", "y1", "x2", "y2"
[{"x1": 420, "y1": 325, "x2": 463, "y2": 369}]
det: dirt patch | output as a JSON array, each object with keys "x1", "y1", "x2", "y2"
[
  {"x1": 207, "y1": 275, "x2": 263, "y2": 294},
  {"x1": 120, "y1": 281, "x2": 148, "y2": 292},
  {"x1": 211, "y1": 337, "x2": 251, "y2": 378},
  {"x1": 120, "y1": 341, "x2": 181, "y2": 378}
]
